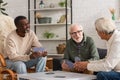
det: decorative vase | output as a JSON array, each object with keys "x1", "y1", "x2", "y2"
[
  {"x1": 112, "y1": 14, "x2": 115, "y2": 20},
  {"x1": 39, "y1": 0, "x2": 45, "y2": 8}
]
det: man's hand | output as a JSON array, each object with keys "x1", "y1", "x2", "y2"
[
  {"x1": 41, "y1": 51, "x2": 47, "y2": 57},
  {"x1": 74, "y1": 61, "x2": 88, "y2": 72},
  {"x1": 30, "y1": 51, "x2": 47, "y2": 59},
  {"x1": 61, "y1": 60, "x2": 71, "y2": 71}
]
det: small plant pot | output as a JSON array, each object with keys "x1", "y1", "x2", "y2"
[
  {"x1": 56, "y1": 43, "x2": 66, "y2": 54},
  {"x1": 59, "y1": 2, "x2": 65, "y2": 7},
  {"x1": 38, "y1": 17, "x2": 52, "y2": 24},
  {"x1": 43, "y1": 32, "x2": 55, "y2": 39}
]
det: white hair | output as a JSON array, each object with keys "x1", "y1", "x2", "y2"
[
  {"x1": 95, "y1": 17, "x2": 116, "y2": 34},
  {"x1": 69, "y1": 24, "x2": 83, "y2": 33}
]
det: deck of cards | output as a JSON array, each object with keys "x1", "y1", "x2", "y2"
[
  {"x1": 65, "y1": 60, "x2": 74, "y2": 69},
  {"x1": 75, "y1": 56, "x2": 81, "y2": 62},
  {"x1": 65, "y1": 57, "x2": 81, "y2": 69},
  {"x1": 32, "y1": 47, "x2": 45, "y2": 52}
]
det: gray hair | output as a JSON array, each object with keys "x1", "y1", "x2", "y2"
[
  {"x1": 95, "y1": 17, "x2": 116, "y2": 34},
  {"x1": 69, "y1": 24, "x2": 83, "y2": 33}
]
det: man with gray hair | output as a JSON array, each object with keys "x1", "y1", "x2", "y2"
[
  {"x1": 74, "y1": 17, "x2": 120, "y2": 79},
  {"x1": 61, "y1": 24, "x2": 99, "y2": 73}
]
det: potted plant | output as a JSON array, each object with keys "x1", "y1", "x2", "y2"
[
  {"x1": 35, "y1": 12, "x2": 52, "y2": 24},
  {"x1": 58, "y1": 0, "x2": 66, "y2": 7},
  {"x1": 43, "y1": 31, "x2": 55, "y2": 39},
  {"x1": 109, "y1": 8, "x2": 115, "y2": 20},
  {"x1": 0, "y1": 0, "x2": 8, "y2": 15}
]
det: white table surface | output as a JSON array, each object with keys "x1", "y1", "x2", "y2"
[{"x1": 18, "y1": 71, "x2": 96, "y2": 80}]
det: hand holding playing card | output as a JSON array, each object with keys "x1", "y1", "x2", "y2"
[
  {"x1": 30, "y1": 47, "x2": 47, "y2": 59},
  {"x1": 74, "y1": 61, "x2": 88, "y2": 72},
  {"x1": 65, "y1": 60, "x2": 74, "y2": 69},
  {"x1": 64, "y1": 57, "x2": 81, "y2": 70},
  {"x1": 75, "y1": 56, "x2": 81, "y2": 62},
  {"x1": 32, "y1": 47, "x2": 45, "y2": 52}
]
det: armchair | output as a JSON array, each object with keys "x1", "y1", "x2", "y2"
[
  {"x1": 0, "y1": 14, "x2": 52, "y2": 80},
  {"x1": 0, "y1": 53, "x2": 53, "y2": 80},
  {"x1": 0, "y1": 53, "x2": 16, "y2": 80}
]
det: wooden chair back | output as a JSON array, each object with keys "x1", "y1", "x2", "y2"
[
  {"x1": 0, "y1": 53, "x2": 16, "y2": 80},
  {"x1": 0, "y1": 53, "x2": 53, "y2": 80},
  {"x1": 0, "y1": 53, "x2": 6, "y2": 67}
]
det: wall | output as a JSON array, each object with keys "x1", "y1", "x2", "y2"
[
  {"x1": 5, "y1": 0, "x2": 28, "y2": 18},
  {"x1": 72, "y1": 0, "x2": 119, "y2": 49},
  {"x1": 5, "y1": 0, "x2": 120, "y2": 49}
]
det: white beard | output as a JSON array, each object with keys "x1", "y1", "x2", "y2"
[{"x1": 73, "y1": 38, "x2": 83, "y2": 43}]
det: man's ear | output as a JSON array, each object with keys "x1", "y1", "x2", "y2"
[{"x1": 100, "y1": 31, "x2": 106, "y2": 35}]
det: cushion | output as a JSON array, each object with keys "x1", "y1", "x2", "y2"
[{"x1": 97, "y1": 48, "x2": 107, "y2": 59}]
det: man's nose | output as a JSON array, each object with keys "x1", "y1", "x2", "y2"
[{"x1": 75, "y1": 32, "x2": 80, "y2": 36}]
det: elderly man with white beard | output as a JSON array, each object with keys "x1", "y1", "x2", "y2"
[{"x1": 61, "y1": 24, "x2": 99, "y2": 73}]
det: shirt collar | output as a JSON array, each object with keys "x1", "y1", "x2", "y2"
[
  {"x1": 108, "y1": 30, "x2": 117, "y2": 44},
  {"x1": 107, "y1": 30, "x2": 118, "y2": 49}
]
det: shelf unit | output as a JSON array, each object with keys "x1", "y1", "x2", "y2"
[
  {"x1": 30, "y1": 23, "x2": 71, "y2": 26},
  {"x1": 30, "y1": 7, "x2": 71, "y2": 11},
  {"x1": 28, "y1": 0, "x2": 72, "y2": 54}
]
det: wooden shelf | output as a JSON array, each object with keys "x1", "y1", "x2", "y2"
[
  {"x1": 30, "y1": 7, "x2": 70, "y2": 11},
  {"x1": 39, "y1": 39, "x2": 66, "y2": 41},
  {"x1": 30, "y1": 23, "x2": 71, "y2": 26},
  {"x1": 28, "y1": 0, "x2": 72, "y2": 54}
]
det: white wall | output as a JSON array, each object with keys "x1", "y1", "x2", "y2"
[
  {"x1": 5, "y1": 0, "x2": 28, "y2": 18},
  {"x1": 72, "y1": 0, "x2": 119, "y2": 49},
  {"x1": 5, "y1": 0, "x2": 120, "y2": 49}
]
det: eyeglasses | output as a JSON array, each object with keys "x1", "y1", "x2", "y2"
[{"x1": 70, "y1": 30, "x2": 82, "y2": 35}]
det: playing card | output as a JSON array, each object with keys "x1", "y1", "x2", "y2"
[
  {"x1": 75, "y1": 57, "x2": 81, "y2": 62},
  {"x1": 65, "y1": 60, "x2": 74, "y2": 69},
  {"x1": 32, "y1": 47, "x2": 45, "y2": 52}
]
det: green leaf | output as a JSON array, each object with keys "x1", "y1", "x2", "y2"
[
  {"x1": 1, "y1": 10, "x2": 8, "y2": 15},
  {"x1": 43, "y1": 32, "x2": 55, "y2": 39},
  {"x1": 1, "y1": 8, "x2": 5, "y2": 11},
  {"x1": 0, "y1": 0, "x2": 8, "y2": 15},
  {"x1": 0, "y1": 0, "x2": 3, "y2": 3},
  {"x1": 2, "y1": 2, "x2": 8, "y2": 6}
]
